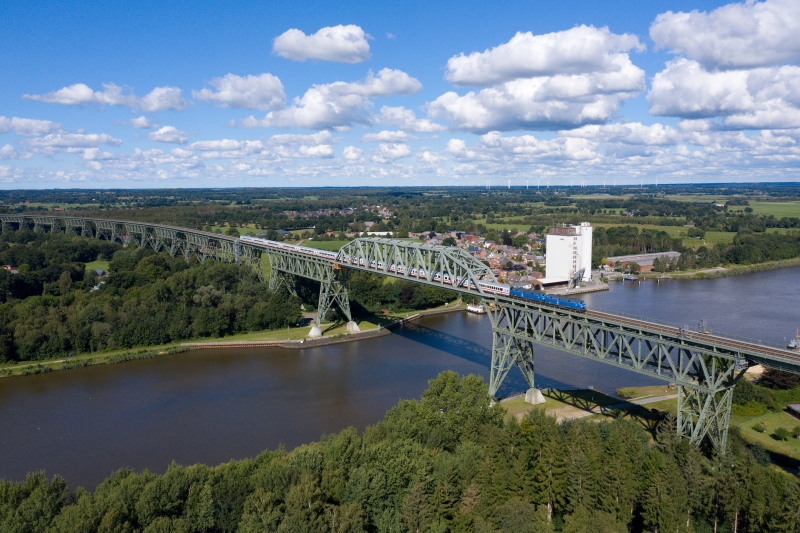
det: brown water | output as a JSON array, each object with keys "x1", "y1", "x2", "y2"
[{"x1": 1, "y1": 267, "x2": 798, "y2": 489}]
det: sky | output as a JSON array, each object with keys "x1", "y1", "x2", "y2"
[{"x1": 1, "y1": 0, "x2": 800, "y2": 188}]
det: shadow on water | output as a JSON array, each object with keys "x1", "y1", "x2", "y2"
[{"x1": 392, "y1": 321, "x2": 576, "y2": 397}]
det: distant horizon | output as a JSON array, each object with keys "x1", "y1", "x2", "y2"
[
  {"x1": 3, "y1": 0, "x2": 800, "y2": 186},
  {"x1": 1, "y1": 182, "x2": 799, "y2": 194}
]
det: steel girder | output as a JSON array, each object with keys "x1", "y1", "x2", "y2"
[
  {"x1": 63, "y1": 218, "x2": 94, "y2": 237},
  {"x1": 239, "y1": 244, "x2": 265, "y2": 282},
  {"x1": 269, "y1": 269, "x2": 297, "y2": 295},
  {"x1": 484, "y1": 297, "x2": 746, "y2": 451},
  {"x1": 265, "y1": 249, "x2": 350, "y2": 322},
  {"x1": 268, "y1": 250, "x2": 337, "y2": 283},
  {"x1": 337, "y1": 238, "x2": 495, "y2": 294},
  {"x1": 486, "y1": 304, "x2": 536, "y2": 397},
  {"x1": 677, "y1": 385, "x2": 735, "y2": 452},
  {"x1": 317, "y1": 278, "x2": 353, "y2": 325},
  {"x1": 1, "y1": 215, "x2": 27, "y2": 232}
]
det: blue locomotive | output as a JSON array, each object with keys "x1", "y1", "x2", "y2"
[{"x1": 508, "y1": 287, "x2": 587, "y2": 312}]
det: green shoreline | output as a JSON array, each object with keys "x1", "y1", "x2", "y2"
[{"x1": 0, "y1": 302, "x2": 466, "y2": 379}]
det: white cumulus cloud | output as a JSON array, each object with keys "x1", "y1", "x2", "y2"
[
  {"x1": 269, "y1": 131, "x2": 334, "y2": 145},
  {"x1": 445, "y1": 25, "x2": 644, "y2": 86},
  {"x1": 361, "y1": 130, "x2": 414, "y2": 142},
  {"x1": 242, "y1": 69, "x2": 422, "y2": 130},
  {"x1": 21, "y1": 133, "x2": 122, "y2": 156},
  {"x1": 298, "y1": 145, "x2": 334, "y2": 158},
  {"x1": 371, "y1": 143, "x2": 411, "y2": 163},
  {"x1": 149, "y1": 126, "x2": 189, "y2": 144},
  {"x1": 430, "y1": 26, "x2": 645, "y2": 132},
  {"x1": 273, "y1": 24, "x2": 371, "y2": 63},
  {"x1": 650, "y1": 0, "x2": 800, "y2": 70},
  {"x1": 0, "y1": 145, "x2": 19, "y2": 160},
  {"x1": 193, "y1": 73, "x2": 285, "y2": 110},
  {"x1": 377, "y1": 106, "x2": 446, "y2": 132},
  {"x1": 0, "y1": 116, "x2": 61, "y2": 136},
  {"x1": 23, "y1": 83, "x2": 186, "y2": 111},
  {"x1": 343, "y1": 146, "x2": 363, "y2": 161},
  {"x1": 129, "y1": 116, "x2": 155, "y2": 129},
  {"x1": 563, "y1": 123, "x2": 682, "y2": 146},
  {"x1": 648, "y1": 59, "x2": 800, "y2": 129}
]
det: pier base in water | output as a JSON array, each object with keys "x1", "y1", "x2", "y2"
[{"x1": 525, "y1": 388, "x2": 546, "y2": 405}]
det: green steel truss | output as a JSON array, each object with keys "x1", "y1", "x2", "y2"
[
  {"x1": 265, "y1": 248, "x2": 351, "y2": 324},
  {"x1": 336, "y1": 238, "x2": 495, "y2": 292},
  {"x1": 481, "y1": 298, "x2": 753, "y2": 451},
  {"x1": 3, "y1": 215, "x2": 799, "y2": 452}
]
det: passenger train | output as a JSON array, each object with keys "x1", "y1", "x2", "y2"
[{"x1": 239, "y1": 236, "x2": 587, "y2": 312}]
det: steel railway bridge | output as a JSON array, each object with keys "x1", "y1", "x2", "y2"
[{"x1": 3, "y1": 214, "x2": 800, "y2": 452}]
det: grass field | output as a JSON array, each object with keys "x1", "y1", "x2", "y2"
[
  {"x1": 738, "y1": 411, "x2": 800, "y2": 460},
  {"x1": 593, "y1": 223, "x2": 736, "y2": 249},
  {"x1": 745, "y1": 201, "x2": 800, "y2": 218},
  {"x1": 84, "y1": 260, "x2": 109, "y2": 272}
]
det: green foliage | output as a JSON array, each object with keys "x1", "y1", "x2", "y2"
[
  {"x1": 0, "y1": 233, "x2": 302, "y2": 363},
  {"x1": 760, "y1": 368, "x2": 800, "y2": 390},
  {"x1": 345, "y1": 270, "x2": 457, "y2": 315},
  {"x1": 3, "y1": 372, "x2": 800, "y2": 533},
  {"x1": 773, "y1": 427, "x2": 791, "y2": 441},
  {"x1": 753, "y1": 422, "x2": 767, "y2": 433},
  {"x1": 732, "y1": 400, "x2": 767, "y2": 417}
]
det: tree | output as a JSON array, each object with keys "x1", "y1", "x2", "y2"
[
  {"x1": 442, "y1": 237, "x2": 457, "y2": 247},
  {"x1": 774, "y1": 427, "x2": 791, "y2": 441},
  {"x1": 623, "y1": 262, "x2": 640, "y2": 274},
  {"x1": 760, "y1": 368, "x2": 800, "y2": 390}
]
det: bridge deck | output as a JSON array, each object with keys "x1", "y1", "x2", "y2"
[{"x1": 586, "y1": 309, "x2": 800, "y2": 370}]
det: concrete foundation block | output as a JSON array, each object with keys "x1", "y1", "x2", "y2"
[
  {"x1": 525, "y1": 388, "x2": 546, "y2": 405},
  {"x1": 308, "y1": 325, "x2": 322, "y2": 338},
  {"x1": 346, "y1": 321, "x2": 360, "y2": 333}
]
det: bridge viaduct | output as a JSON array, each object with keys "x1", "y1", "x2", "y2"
[{"x1": 3, "y1": 213, "x2": 800, "y2": 452}]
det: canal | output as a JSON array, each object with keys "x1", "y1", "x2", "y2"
[{"x1": 1, "y1": 267, "x2": 798, "y2": 489}]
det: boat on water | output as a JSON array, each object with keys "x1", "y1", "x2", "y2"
[
  {"x1": 622, "y1": 275, "x2": 638, "y2": 281},
  {"x1": 788, "y1": 329, "x2": 800, "y2": 351},
  {"x1": 467, "y1": 303, "x2": 486, "y2": 314}
]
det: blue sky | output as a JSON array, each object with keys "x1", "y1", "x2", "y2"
[{"x1": 1, "y1": 0, "x2": 799, "y2": 188}]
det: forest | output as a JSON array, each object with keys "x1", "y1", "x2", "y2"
[
  {"x1": 0, "y1": 231, "x2": 455, "y2": 363},
  {"x1": 2, "y1": 372, "x2": 800, "y2": 533}
]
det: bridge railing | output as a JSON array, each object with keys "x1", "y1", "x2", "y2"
[{"x1": 588, "y1": 304, "x2": 789, "y2": 352}]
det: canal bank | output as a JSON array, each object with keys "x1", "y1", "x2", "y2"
[{"x1": 0, "y1": 303, "x2": 468, "y2": 379}]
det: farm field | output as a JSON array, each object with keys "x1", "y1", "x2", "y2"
[{"x1": 746, "y1": 201, "x2": 800, "y2": 218}]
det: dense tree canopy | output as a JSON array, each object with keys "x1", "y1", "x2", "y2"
[{"x1": 2, "y1": 372, "x2": 799, "y2": 533}]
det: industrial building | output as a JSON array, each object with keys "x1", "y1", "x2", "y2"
[{"x1": 544, "y1": 223, "x2": 593, "y2": 285}]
